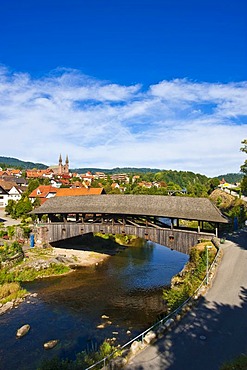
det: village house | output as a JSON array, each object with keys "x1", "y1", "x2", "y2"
[
  {"x1": 29, "y1": 185, "x2": 58, "y2": 205},
  {"x1": 110, "y1": 173, "x2": 130, "y2": 184},
  {"x1": 94, "y1": 172, "x2": 107, "y2": 180},
  {"x1": 29, "y1": 184, "x2": 106, "y2": 204},
  {"x1": 0, "y1": 180, "x2": 23, "y2": 207}
]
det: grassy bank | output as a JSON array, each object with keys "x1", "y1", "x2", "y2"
[
  {"x1": 163, "y1": 240, "x2": 216, "y2": 312},
  {"x1": 0, "y1": 242, "x2": 71, "y2": 305}
]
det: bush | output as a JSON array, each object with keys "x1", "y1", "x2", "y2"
[
  {"x1": 220, "y1": 354, "x2": 247, "y2": 370},
  {"x1": 163, "y1": 244, "x2": 215, "y2": 312},
  {"x1": 37, "y1": 340, "x2": 122, "y2": 370},
  {"x1": 0, "y1": 241, "x2": 23, "y2": 263}
]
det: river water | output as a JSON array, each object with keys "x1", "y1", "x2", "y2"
[{"x1": 0, "y1": 240, "x2": 188, "y2": 370}]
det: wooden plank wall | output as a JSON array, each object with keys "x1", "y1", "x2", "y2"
[{"x1": 36, "y1": 223, "x2": 214, "y2": 254}]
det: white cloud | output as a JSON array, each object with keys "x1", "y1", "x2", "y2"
[{"x1": 0, "y1": 66, "x2": 246, "y2": 177}]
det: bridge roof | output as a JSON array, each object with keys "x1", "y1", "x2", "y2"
[{"x1": 32, "y1": 194, "x2": 228, "y2": 223}]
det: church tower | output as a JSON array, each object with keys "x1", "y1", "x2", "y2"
[
  {"x1": 58, "y1": 154, "x2": 63, "y2": 175},
  {"x1": 64, "y1": 155, "x2": 69, "y2": 174}
]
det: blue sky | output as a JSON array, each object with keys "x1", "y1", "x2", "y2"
[{"x1": 0, "y1": 0, "x2": 246, "y2": 176}]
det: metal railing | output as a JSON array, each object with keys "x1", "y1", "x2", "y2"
[{"x1": 84, "y1": 239, "x2": 221, "y2": 370}]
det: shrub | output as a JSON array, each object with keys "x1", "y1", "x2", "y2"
[
  {"x1": 163, "y1": 244, "x2": 215, "y2": 312},
  {"x1": 220, "y1": 354, "x2": 247, "y2": 370},
  {"x1": 0, "y1": 241, "x2": 23, "y2": 263},
  {"x1": 37, "y1": 340, "x2": 122, "y2": 370}
]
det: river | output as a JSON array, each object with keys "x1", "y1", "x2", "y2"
[{"x1": 0, "y1": 240, "x2": 188, "y2": 370}]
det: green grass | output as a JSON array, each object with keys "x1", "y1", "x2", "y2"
[
  {"x1": 0, "y1": 263, "x2": 70, "y2": 284},
  {"x1": 0, "y1": 282, "x2": 27, "y2": 304}
]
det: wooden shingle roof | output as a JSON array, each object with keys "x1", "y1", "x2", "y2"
[{"x1": 32, "y1": 194, "x2": 228, "y2": 223}]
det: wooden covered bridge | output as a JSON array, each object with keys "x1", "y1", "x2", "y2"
[{"x1": 31, "y1": 194, "x2": 228, "y2": 254}]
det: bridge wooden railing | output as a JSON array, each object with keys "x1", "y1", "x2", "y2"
[{"x1": 35, "y1": 222, "x2": 215, "y2": 254}]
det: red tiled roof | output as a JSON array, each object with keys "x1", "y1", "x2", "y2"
[
  {"x1": 29, "y1": 185, "x2": 58, "y2": 199},
  {"x1": 56, "y1": 187, "x2": 105, "y2": 197},
  {"x1": 26, "y1": 169, "x2": 53, "y2": 178}
]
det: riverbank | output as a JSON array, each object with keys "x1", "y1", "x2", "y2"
[
  {"x1": 0, "y1": 243, "x2": 111, "y2": 316},
  {"x1": 125, "y1": 228, "x2": 247, "y2": 370},
  {"x1": 47, "y1": 246, "x2": 110, "y2": 267}
]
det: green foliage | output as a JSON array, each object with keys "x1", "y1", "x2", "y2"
[
  {"x1": 240, "y1": 139, "x2": 247, "y2": 175},
  {"x1": 217, "y1": 196, "x2": 222, "y2": 206},
  {"x1": 220, "y1": 354, "x2": 247, "y2": 370},
  {"x1": 163, "y1": 244, "x2": 215, "y2": 312},
  {"x1": 27, "y1": 179, "x2": 40, "y2": 194},
  {"x1": 84, "y1": 340, "x2": 122, "y2": 368},
  {"x1": 0, "y1": 241, "x2": 23, "y2": 264},
  {"x1": 227, "y1": 202, "x2": 247, "y2": 227},
  {"x1": 187, "y1": 182, "x2": 208, "y2": 197},
  {"x1": 189, "y1": 247, "x2": 200, "y2": 266},
  {"x1": 5, "y1": 196, "x2": 32, "y2": 219},
  {"x1": 37, "y1": 340, "x2": 122, "y2": 370},
  {"x1": 5, "y1": 199, "x2": 16, "y2": 216},
  {"x1": 0, "y1": 282, "x2": 27, "y2": 304},
  {"x1": 0, "y1": 229, "x2": 7, "y2": 238},
  {"x1": 208, "y1": 178, "x2": 220, "y2": 193},
  {"x1": 239, "y1": 139, "x2": 247, "y2": 196},
  {"x1": 0, "y1": 263, "x2": 70, "y2": 284},
  {"x1": 0, "y1": 156, "x2": 47, "y2": 170},
  {"x1": 15, "y1": 263, "x2": 70, "y2": 282},
  {"x1": 92, "y1": 168, "x2": 211, "y2": 196},
  {"x1": 7, "y1": 225, "x2": 15, "y2": 238},
  {"x1": 163, "y1": 286, "x2": 190, "y2": 312},
  {"x1": 41, "y1": 214, "x2": 48, "y2": 222},
  {"x1": 20, "y1": 226, "x2": 32, "y2": 238},
  {"x1": 241, "y1": 175, "x2": 247, "y2": 196},
  {"x1": 153, "y1": 170, "x2": 208, "y2": 188},
  {"x1": 217, "y1": 173, "x2": 243, "y2": 184},
  {"x1": 37, "y1": 357, "x2": 78, "y2": 370}
]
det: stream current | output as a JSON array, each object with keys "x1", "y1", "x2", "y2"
[{"x1": 0, "y1": 240, "x2": 188, "y2": 369}]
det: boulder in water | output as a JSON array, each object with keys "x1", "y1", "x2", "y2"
[
  {"x1": 16, "y1": 324, "x2": 30, "y2": 338},
  {"x1": 43, "y1": 339, "x2": 59, "y2": 350}
]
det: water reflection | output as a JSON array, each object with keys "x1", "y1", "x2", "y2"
[{"x1": 0, "y1": 240, "x2": 188, "y2": 370}]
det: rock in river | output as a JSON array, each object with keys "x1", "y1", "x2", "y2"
[
  {"x1": 16, "y1": 324, "x2": 30, "y2": 338},
  {"x1": 43, "y1": 339, "x2": 59, "y2": 350}
]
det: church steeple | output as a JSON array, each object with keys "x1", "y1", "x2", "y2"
[
  {"x1": 57, "y1": 154, "x2": 69, "y2": 175},
  {"x1": 65, "y1": 154, "x2": 69, "y2": 174}
]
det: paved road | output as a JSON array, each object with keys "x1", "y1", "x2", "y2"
[
  {"x1": 125, "y1": 229, "x2": 247, "y2": 370},
  {"x1": 0, "y1": 207, "x2": 21, "y2": 226}
]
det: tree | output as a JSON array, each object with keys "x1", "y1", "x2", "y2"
[
  {"x1": 27, "y1": 179, "x2": 40, "y2": 194},
  {"x1": 5, "y1": 199, "x2": 16, "y2": 216},
  {"x1": 240, "y1": 139, "x2": 247, "y2": 195},
  {"x1": 208, "y1": 177, "x2": 220, "y2": 194}
]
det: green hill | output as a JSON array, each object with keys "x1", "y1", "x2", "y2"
[
  {"x1": 217, "y1": 173, "x2": 243, "y2": 184},
  {"x1": 72, "y1": 167, "x2": 161, "y2": 174},
  {"x1": 0, "y1": 156, "x2": 48, "y2": 170}
]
